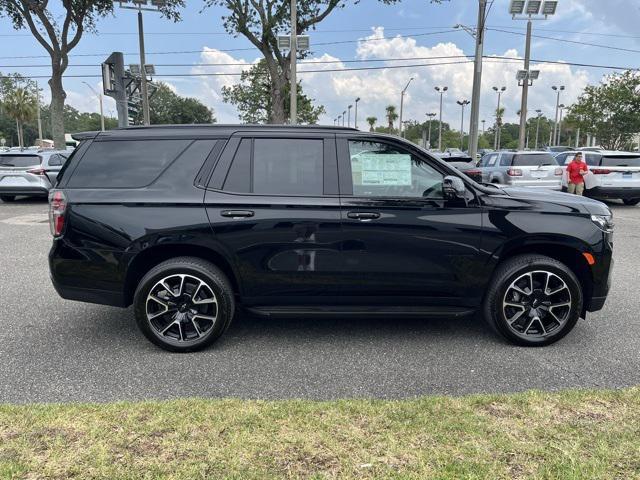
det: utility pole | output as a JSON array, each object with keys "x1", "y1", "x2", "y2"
[
  {"x1": 535, "y1": 109, "x2": 542, "y2": 149},
  {"x1": 137, "y1": 10, "x2": 150, "y2": 125},
  {"x1": 493, "y1": 86, "x2": 506, "y2": 150},
  {"x1": 35, "y1": 81, "x2": 43, "y2": 145},
  {"x1": 354, "y1": 97, "x2": 360, "y2": 129},
  {"x1": 552, "y1": 85, "x2": 564, "y2": 145},
  {"x1": 457, "y1": 100, "x2": 470, "y2": 150},
  {"x1": 467, "y1": 0, "x2": 487, "y2": 161},
  {"x1": 426, "y1": 112, "x2": 436, "y2": 149},
  {"x1": 435, "y1": 86, "x2": 448, "y2": 151},
  {"x1": 518, "y1": 19, "x2": 532, "y2": 150},
  {"x1": 290, "y1": 0, "x2": 297, "y2": 124},
  {"x1": 399, "y1": 77, "x2": 414, "y2": 138}
]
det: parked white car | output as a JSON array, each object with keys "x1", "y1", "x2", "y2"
[{"x1": 556, "y1": 151, "x2": 640, "y2": 205}]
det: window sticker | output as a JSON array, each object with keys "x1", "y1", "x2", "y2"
[{"x1": 351, "y1": 153, "x2": 412, "y2": 186}]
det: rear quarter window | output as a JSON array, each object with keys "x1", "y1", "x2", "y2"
[{"x1": 67, "y1": 139, "x2": 191, "y2": 188}]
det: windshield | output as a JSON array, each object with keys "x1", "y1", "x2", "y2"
[
  {"x1": 512, "y1": 154, "x2": 556, "y2": 166},
  {"x1": 0, "y1": 154, "x2": 41, "y2": 168},
  {"x1": 600, "y1": 155, "x2": 640, "y2": 167}
]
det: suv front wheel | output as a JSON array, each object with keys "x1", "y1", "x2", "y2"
[
  {"x1": 483, "y1": 254, "x2": 583, "y2": 346},
  {"x1": 133, "y1": 257, "x2": 235, "y2": 352}
]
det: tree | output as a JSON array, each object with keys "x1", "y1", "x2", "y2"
[
  {"x1": 221, "y1": 60, "x2": 324, "y2": 124},
  {"x1": 0, "y1": 1, "x2": 183, "y2": 149},
  {"x1": 385, "y1": 105, "x2": 398, "y2": 130},
  {"x1": 366, "y1": 116, "x2": 377, "y2": 132},
  {"x1": 204, "y1": 0, "x2": 446, "y2": 123},
  {"x1": 565, "y1": 71, "x2": 640, "y2": 150},
  {"x1": 140, "y1": 83, "x2": 215, "y2": 125},
  {"x1": 3, "y1": 87, "x2": 36, "y2": 147}
]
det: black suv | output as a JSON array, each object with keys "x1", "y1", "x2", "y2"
[{"x1": 49, "y1": 125, "x2": 614, "y2": 352}]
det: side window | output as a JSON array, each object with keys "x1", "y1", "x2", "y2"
[
  {"x1": 586, "y1": 153, "x2": 599, "y2": 166},
  {"x1": 223, "y1": 139, "x2": 251, "y2": 192},
  {"x1": 499, "y1": 153, "x2": 513, "y2": 166},
  {"x1": 67, "y1": 139, "x2": 191, "y2": 188},
  {"x1": 486, "y1": 154, "x2": 498, "y2": 167},
  {"x1": 555, "y1": 153, "x2": 568, "y2": 165},
  {"x1": 48, "y1": 154, "x2": 68, "y2": 167},
  {"x1": 348, "y1": 140, "x2": 444, "y2": 198},
  {"x1": 252, "y1": 138, "x2": 323, "y2": 195}
]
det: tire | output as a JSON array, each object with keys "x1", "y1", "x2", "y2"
[
  {"x1": 133, "y1": 257, "x2": 235, "y2": 352},
  {"x1": 0, "y1": 195, "x2": 15, "y2": 202},
  {"x1": 623, "y1": 198, "x2": 640, "y2": 206},
  {"x1": 483, "y1": 254, "x2": 583, "y2": 347}
]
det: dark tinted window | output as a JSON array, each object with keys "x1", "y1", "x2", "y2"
[
  {"x1": 252, "y1": 138, "x2": 323, "y2": 195},
  {"x1": 68, "y1": 139, "x2": 190, "y2": 188},
  {"x1": 47, "y1": 154, "x2": 68, "y2": 167},
  {"x1": 555, "y1": 153, "x2": 568, "y2": 165},
  {"x1": 0, "y1": 155, "x2": 41, "y2": 168},
  {"x1": 512, "y1": 153, "x2": 555, "y2": 166},
  {"x1": 601, "y1": 155, "x2": 640, "y2": 167},
  {"x1": 223, "y1": 139, "x2": 251, "y2": 192},
  {"x1": 499, "y1": 153, "x2": 514, "y2": 166}
]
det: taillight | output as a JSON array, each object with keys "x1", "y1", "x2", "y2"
[
  {"x1": 554, "y1": 168, "x2": 563, "y2": 176},
  {"x1": 49, "y1": 190, "x2": 67, "y2": 237},
  {"x1": 465, "y1": 169, "x2": 481, "y2": 176},
  {"x1": 507, "y1": 168, "x2": 523, "y2": 177},
  {"x1": 27, "y1": 168, "x2": 46, "y2": 176},
  {"x1": 592, "y1": 168, "x2": 611, "y2": 175}
]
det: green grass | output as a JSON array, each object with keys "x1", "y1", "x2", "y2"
[{"x1": 1, "y1": 388, "x2": 639, "y2": 479}]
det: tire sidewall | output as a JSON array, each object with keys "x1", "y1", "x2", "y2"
[
  {"x1": 133, "y1": 261, "x2": 234, "y2": 352},
  {"x1": 486, "y1": 258, "x2": 582, "y2": 346}
]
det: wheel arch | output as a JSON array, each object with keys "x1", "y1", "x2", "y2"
[{"x1": 123, "y1": 244, "x2": 241, "y2": 307}]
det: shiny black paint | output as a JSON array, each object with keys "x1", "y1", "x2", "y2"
[{"x1": 49, "y1": 126, "x2": 613, "y2": 315}]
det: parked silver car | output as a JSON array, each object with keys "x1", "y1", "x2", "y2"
[
  {"x1": 476, "y1": 151, "x2": 563, "y2": 190},
  {"x1": 0, "y1": 149, "x2": 71, "y2": 202},
  {"x1": 556, "y1": 150, "x2": 640, "y2": 205}
]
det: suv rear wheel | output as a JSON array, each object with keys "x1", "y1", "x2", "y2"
[
  {"x1": 623, "y1": 198, "x2": 639, "y2": 206},
  {"x1": 483, "y1": 254, "x2": 582, "y2": 346},
  {"x1": 0, "y1": 195, "x2": 15, "y2": 202},
  {"x1": 133, "y1": 257, "x2": 235, "y2": 352}
]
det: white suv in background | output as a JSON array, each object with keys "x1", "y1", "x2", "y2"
[{"x1": 556, "y1": 151, "x2": 640, "y2": 205}]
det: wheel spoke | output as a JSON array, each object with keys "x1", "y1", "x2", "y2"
[
  {"x1": 547, "y1": 285, "x2": 568, "y2": 296},
  {"x1": 504, "y1": 302, "x2": 526, "y2": 310},
  {"x1": 523, "y1": 316, "x2": 537, "y2": 334},
  {"x1": 161, "y1": 320, "x2": 177, "y2": 335},
  {"x1": 506, "y1": 308, "x2": 526, "y2": 325},
  {"x1": 193, "y1": 314, "x2": 216, "y2": 323},
  {"x1": 537, "y1": 317, "x2": 547, "y2": 335},
  {"x1": 148, "y1": 295, "x2": 168, "y2": 308},
  {"x1": 549, "y1": 302, "x2": 571, "y2": 309},
  {"x1": 191, "y1": 318, "x2": 202, "y2": 337}
]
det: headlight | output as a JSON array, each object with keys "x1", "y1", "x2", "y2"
[{"x1": 591, "y1": 214, "x2": 614, "y2": 233}]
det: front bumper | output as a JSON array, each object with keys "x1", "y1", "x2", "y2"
[{"x1": 587, "y1": 186, "x2": 640, "y2": 200}]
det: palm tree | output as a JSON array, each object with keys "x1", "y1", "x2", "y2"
[
  {"x1": 366, "y1": 116, "x2": 377, "y2": 132},
  {"x1": 385, "y1": 105, "x2": 398, "y2": 130},
  {"x1": 4, "y1": 88, "x2": 36, "y2": 148}
]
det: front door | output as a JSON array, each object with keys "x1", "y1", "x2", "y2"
[{"x1": 337, "y1": 136, "x2": 484, "y2": 306}]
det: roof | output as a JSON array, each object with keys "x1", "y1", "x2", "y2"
[{"x1": 72, "y1": 124, "x2": 359, "y2": 141}]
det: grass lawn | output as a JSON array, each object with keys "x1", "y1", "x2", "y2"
[{"x1": 1, "y1": 388, "x2": 639, "y2": 479}]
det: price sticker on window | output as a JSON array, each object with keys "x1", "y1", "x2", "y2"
[{"x1": 351, "y1": 154, "x2": 412, "y2": 186}]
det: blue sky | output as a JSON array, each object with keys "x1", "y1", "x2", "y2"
[{"x1": 1, "y1": 0, "x2": 638, "y2": 129}]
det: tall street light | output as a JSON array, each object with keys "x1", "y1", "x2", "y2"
[
  {"x1": 457, "y1": 100, "x2": 470, "y2": 150},
  {"x1": 493, "y1": 86, "x2": 506, "y2": 150},
  {"x1": 481, "y1": 119, "x2": 486, "y2": 136},
  {"x1": 510, "y1": 0, "x2": 559, "y2": 149},
  {"x1": 435, "y1": 86, "x2": 448, "y2": 151},
  {"x1": 347, "y1": 104, "x2": 352, "y2": 127},
  {"x1": 552, "y1": 85, "x2": 565, "y2": 145},
  {"x1": 82, "y1": 81, "x2": 105, "y2": 131},
  {"x1": 337, "y1": 115, "x2": 342, "y2": 126},
  {"x1": 535, "y1": 109, "x2": 542, "y2": 149},
  {"x1": 558, "y1": 103, "x2": 565, "y2": 144},
  {"x1": 426, "y1": 112, "x2": 436, "y2": 149},
  {"x1": 354, "y1": 97, "x2": 360, "y2": 129},
  {"x1": 342, "y1": 111, "x2": 346, "y2": 127},
  {"x1": 399, "y1": 77, "x2": 414, "y2": 137}
]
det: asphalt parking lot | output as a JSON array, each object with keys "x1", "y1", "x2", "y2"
[{"x1": 0, "y1": 198, "x2": 639, "y2": 404}]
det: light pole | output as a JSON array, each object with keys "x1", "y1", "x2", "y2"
[
  {"x1": 337, "y1": 115, "x2": 341, "y2": 126},
  {"x1": 347, "y1": 104, "x2": 352, "y2": 127},
  {"x1": 435, "y1": 86, "x2": 448, "y2": 151},
  {"x1": 342, "y1": 111, "x2": 346, "y2": 127},
  {"x1": 82, "y1": 81, "x2": 105, "y2": 131},
  {"x1": 290, "y1": 0, "x2": 297, "y2": 124},
  {"x1": 426, "y1": 112, "x2": 436, "y2": 149},
  {"x1": 354, "y1": 97, "x2": 360, "y2": 129},
  {"x1": 399, "y1": 77, "x2": 414, "y2": 137},
  {"x1": 481, "y1": 119, "x2": 486, "y2": 136},
  {"x1": 493, "y1": 86, "x2": 506, "y2": 150},
  {"x1": 535, "y1": 109, "x2": 542, "y2": 149},
  {"x1": 457, "y1": 100, "x2": 470, "y2": 150},
  {"x1": 510, "y1": 0, "x2": 559, "y2": 149},
  {"x1": 34, "y1": 81, "x2": 43, "y2": 144},
  {"x1": 468, "y1": 0, "x2": 488, "y2": 161},
  {"x1": 552, "y1": 85, "x2": 565, "y2": 145},
  {"x1": 558, "y1": 103, "x2": 565, "y2": 145}
]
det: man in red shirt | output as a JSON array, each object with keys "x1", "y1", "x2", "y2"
[{"x1": 566, "y1": 152, "x2": 588, "y2": 195}]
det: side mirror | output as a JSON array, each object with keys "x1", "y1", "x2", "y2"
[{"x1": 443, "y1": 175, "x2": 466, "y2": 199}]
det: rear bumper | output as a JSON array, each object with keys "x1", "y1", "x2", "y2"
[
  {"x1": 507, "y1": 181, "x2": 562, "y2": 190},
  {"x1": 587, "y1": 186, "x2": 640, "y2": 200},
  {"x1": 51, "y1": 276, "x2": 127, "y2": 308},
  {"x1": 0, "y1": 185, "x2": 49, "y2": 196}
]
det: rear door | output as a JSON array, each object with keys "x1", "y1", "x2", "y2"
[
  {"x1": 204, "y1": 132, "x2": 343, "y2": 304},
  {"x1": 336, "y1": 135, "x2": 483, "y2": 306}
]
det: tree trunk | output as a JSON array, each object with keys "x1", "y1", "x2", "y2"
[
  {"x1": 49, "y1": 69, "x2": 67, "y2": 149},
  {"x1": 17, "y1": 121, "x2": 23, "y2": 148},
  {"x1": 264, "y1": 56, "x2": 287, "y2": 124}
]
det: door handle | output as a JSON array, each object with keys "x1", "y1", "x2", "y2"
[
  {"x1": 347, "y1": 212, "x2": 380, "y2": 221},
  {"x1": 221, "y1": 210, "x2": 255, "y2": 218}
]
